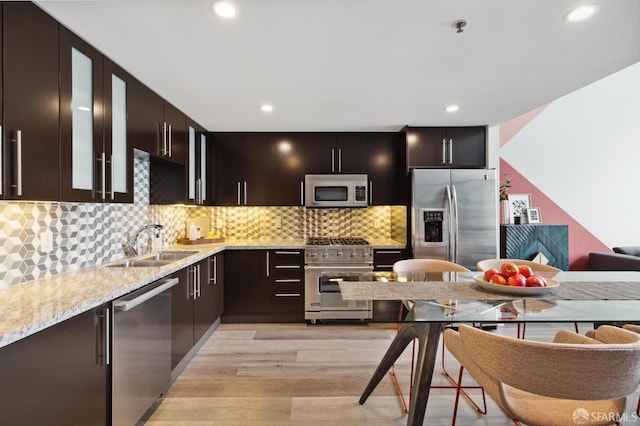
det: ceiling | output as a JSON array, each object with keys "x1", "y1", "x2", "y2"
[{"x1": 35, "y1": 0, "x2": 640, "y2": 132}]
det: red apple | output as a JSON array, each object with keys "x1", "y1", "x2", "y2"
[
  {"x1": 489, "y1": 274, "x2": 507, "y2": 285},
  {"x1": 526, "y1": 275, "x2": 547, "y2": 287},
  {"x1": 518, "y1": 265, "x2": 533, "y2": 278},
  {"x1": 500, "y1": 262, "x2": 519, "y2": 278},
  {"x1": 484, "y1": 268, "x2": 500, "y2": 281},
  {"x1": 507, "y1": 273, "x2": 527, "y2": 287}
]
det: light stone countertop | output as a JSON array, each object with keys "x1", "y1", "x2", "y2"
[{"x1": 0, "y1": 238, "x2": 405, "y2": 348}]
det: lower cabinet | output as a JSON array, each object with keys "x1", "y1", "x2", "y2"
[
  {"x1": 373, "y1": 248, "x2": 407, "y2": 271},
  {"x1": 223, "y1": 249, "x2": 304, "y2": 323},
  {"x1": 0, "y1": 305, "x2": 109, "y2": 425},
  {"x1": 171, "y1": 255, "x2": 223, "y2": 369}
]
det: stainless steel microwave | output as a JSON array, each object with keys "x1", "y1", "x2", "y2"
[{"x1": 304, "y1": 174, "x2": 368, "y2": 208}]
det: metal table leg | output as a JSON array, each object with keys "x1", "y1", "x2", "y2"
[{"x1": 359, "y1": 321, "x2": 443, "y2": 426}]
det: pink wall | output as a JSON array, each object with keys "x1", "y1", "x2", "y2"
[{"x1": 499, "y1": 157, "x2": 608, "y2": 270}]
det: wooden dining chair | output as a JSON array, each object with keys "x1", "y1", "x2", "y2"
[
  {"x1": 476, "y1": 258, "x2": 570, "y2": 339},
  {"x1": 391, "y1": 259, "x2": 486, "y2": 423},
  {"x1": 444, "y1": 324, "x2": 640, "y2": 426}
]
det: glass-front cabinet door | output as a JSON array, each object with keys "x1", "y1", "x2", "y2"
[
  {"x1": 104, "y1": 59, "x2": 133, "y2": 203},
  {"x1": 187, "y1": 120, "x2": 208, "y2": 205},
  {"x1": 60, "y1": 27, "x2": 132, "y2": 203}
]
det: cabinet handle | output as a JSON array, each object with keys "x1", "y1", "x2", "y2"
[
  {"x1": 161, "y1": 122, "x2": 168, "y2": 156},
  {"x1": 0, "y1": 126, "x2": 3, "y2": 195},
  {"x1": 377, "y1": 250, "x2": 403, "y2": 254},
  {"x1": 100, "y1": 152, "x2": 106, "y2": 200},
  {"x1": 442, "y1": 138, "x2": 447, "y2": 164},
  {"x1": 168, "y1": 124, "x2": 173, "y2": 157},
  {"x1": 275, "y1": 293, "x2": 301, "y2": 297},
  {"x1": 110, "y1": 154, "x2": 115, "y2": 200},
  {"x1": 210, "y1": 256, "x2": 217, "y2": 284},
  {"x1": 237, "y1": 181, "x2": 241, "y2": 205},
  {"x1": 243, "y1": 181, "x2": 247, "y2": 205},
  {"x1": 275, "y1": 251, "x2": 301, "y2": 255},
  {"x1": 275, "y1": 265, "x2": 300, "y2": 269},
  {"x1": 197, "y1": 265, "x2": 201, "y2": 297},
  {"x1": 275, "y1": 279, "x2": 301, "y2": 283},
  {"x1": 105, "y1": 308, "x2": 110, "y2": 366},
  {"x1": 331, "y1": 148, "x2": 335, "y2": 173},
  {"x1": 96, "y1": 308, "x2": 110, "y2": 366},
  {"x1": 196, "y1": 178, "x2": 202, "y2": 204},
  {"x1": 14, "y1": 130, "x2": 23, "y2": 196},
  {"x1": 300, "y1": 181, "x2": 304, "y2": 206},
  {"x1": 338, "y1": 148, "x2": 342, "y2": 173},
  {"x1": 369, "y1": 181, "x2": 373, "y2": 205},
  {"x1": 449, "y1": 138, "x2": 453, "y2": 164},
  {"x1": 266, "y1": 252, "x2": 270, "y2": 277}
]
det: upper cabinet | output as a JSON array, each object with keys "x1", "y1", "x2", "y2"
[
  {"x1": 213, "y1": 132, "x2": 274, "y2": 206},
  {"x1": 304, "y1": 133, "x2": 368, "y2": 174},
  {"x1": 1, "y1": 2, "x2": 60, "y2": 201},
  {"x1": 128, "y1": 79, "x2": 186, "y2": 166},
  {"x1": 273, "y1": 133, "x2": 305, "y2": 206},
  {"x1": 186, "y1": 119, "x2": 208, "y2": 205},
  {"x1": 405, "y1": 126, "x2": 486, "y2": 168},
  {"x1": 366, "y1": 132, "x2": 403, "y2": 205},
  {"x1": 60, "y1": 28, "x2": 133, "y2": 203}
]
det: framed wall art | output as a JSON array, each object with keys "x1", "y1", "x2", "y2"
[
  {"x1": 526, "y1": 207, "x2": 542, "y2": 224},
  {"x1": 507, "y1": 194, "x2": 531, "y2": 224}
]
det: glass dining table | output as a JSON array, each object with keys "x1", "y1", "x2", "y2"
[{"x1": 319, "y1": 270, "x2": 640, "y2": 426}]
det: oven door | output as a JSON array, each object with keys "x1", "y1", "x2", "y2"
[{"x1": 304, "y1": 264, "x2": 374, "y2": 320}]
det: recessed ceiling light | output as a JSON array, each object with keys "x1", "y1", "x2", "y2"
[
  {"x1": 261, "y1": 104, "x2": 274, "y2": 113},
  {"x1": 445, "y1": 105, "x2": 460, "y2": 113},
  {"x1": 213, "y1": 1, "x2": 236, "y2": 18},
  {"x1": 565, "y1": 4, "x2": 599, "y2": 22}
]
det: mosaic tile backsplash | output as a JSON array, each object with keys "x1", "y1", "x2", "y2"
[{"x1": 0, "y1": 159, "x2": 405, "y2": 287}]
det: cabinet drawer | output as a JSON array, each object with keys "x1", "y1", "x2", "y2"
[
  {"x1": 273, "y1": 276, "x2": 303, "y2": 292},
  {"x1": 373, "y1": 249, "x2": 407, "y2": 271},
  {"x1": 271, "y1": 292, "x2": 304, "y2": 314}
]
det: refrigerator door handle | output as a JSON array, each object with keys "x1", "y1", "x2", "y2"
[
  {"x1": 451, "y1": 184, "x2": 459, "y2": 263},
  {"x1": 445, "y1": 185, "x2": 454, "y2": 261}
]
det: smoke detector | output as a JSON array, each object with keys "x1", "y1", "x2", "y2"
[{"x1": 453, "y1": 20, "x2": 467, "y2": 33}]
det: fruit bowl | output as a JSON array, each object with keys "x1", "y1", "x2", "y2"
[{"x1": 473, "y1": 274, "x2": 559, "y2": 295}]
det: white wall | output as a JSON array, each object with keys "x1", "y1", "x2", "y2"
[{"x1": 500, "y1": 61, "x2": 640, "y2": 248}]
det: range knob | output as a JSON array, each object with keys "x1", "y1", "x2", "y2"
[
  {"x1": 322, "y1": 250, "x2": 330, "y2": 258},
  {"x1": 362, "y1": 250, "x2": 371, "y2": 258},
  {"x1": 336, "y1": 250, "x2": 344, "y2": 258},
  {"x1": 307, "y1": 249, "x2": 318, "y2": 258},
  {"x1": 351, "y1": 250, "x2": 358, "y2": 258}
]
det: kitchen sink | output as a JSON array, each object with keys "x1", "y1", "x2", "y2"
[
  {"x1": 108, "y1": 259, "x2": 174, "y2": 268},
  {"x1": 108, "y1": 251, "x2": 199, "y2": 268},
  {"x1": 141, "y1": 251, "x2": 199, "y2": 261}
]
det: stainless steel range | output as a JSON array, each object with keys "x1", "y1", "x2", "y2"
[{"x1": 304, "y1": 237, "x2": 374, "y2": 322}]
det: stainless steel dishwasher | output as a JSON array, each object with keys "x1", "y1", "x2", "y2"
[{"x1": 112, "y1": 276, "x2": 179, "y2": 425}]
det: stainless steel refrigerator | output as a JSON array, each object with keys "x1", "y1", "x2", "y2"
[{"x1": 411, "y1": 169, "x2": 498, "y2": 270}]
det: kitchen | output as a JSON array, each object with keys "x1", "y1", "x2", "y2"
[{"x1": 1, "y1": 1, "x2": 640, "y2": 425}]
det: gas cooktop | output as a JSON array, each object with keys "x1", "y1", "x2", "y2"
[{"x1": 306, "y1": 237, "x2": 369, "y2": 246}]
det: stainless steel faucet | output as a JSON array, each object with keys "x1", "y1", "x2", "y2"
[{"x1": 123, "y1": 224, "x2": 164, "y2": 257}]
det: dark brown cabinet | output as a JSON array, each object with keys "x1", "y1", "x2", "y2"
[
  {"x1": 128, "y1": 79, "x2": 186, "y2": 166},
  {"x1": 373, "y1": 248, "x2": 407, "y2": 271},
  {"x1": 304, "y1": 133, "x2": 368, "y2": 174},
  {"x1": 273, "y1": 133, "x2": 305, "y2": 206},
  {"x1": 209, "y1": 252, "x2": 224, "y2": 321},
  {"x1": 223, "y1": 249, "x2": 304, "y2": 323},
  {"x1": 171, "y1": 256, "x2": 221, "y2": 369},
  {"x1": 269, "y1": 249, "x2": 304, "y2": 321},
  {"x1": 1, "y1": 2, "x2": 60, "y2": 201},
  {"x1": 0, "y1": 306, "x2": 109, "y2": 425},
  {"x1": 406, "y1": 126, "x2": 486, "y2": 168},
  {"x1": 213, "y1": 132, "x2": 274, "y2": 206},
  {"x1": 367, "y1": 133, "x2": 402, "y2": 205}
]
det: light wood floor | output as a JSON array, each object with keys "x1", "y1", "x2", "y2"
[{"x1": 145, "y1": 322, "x2": 640, "y2": 426}]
